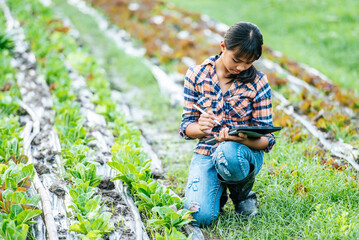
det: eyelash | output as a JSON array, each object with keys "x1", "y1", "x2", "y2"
[{"x1": 233, "y1": 59, "x2": 252, "y2": 64}]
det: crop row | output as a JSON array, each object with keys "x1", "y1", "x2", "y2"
[
  {"x1": 262, "y1": 46, "x2": 359, "y2": 111},
  {"x1": 6, "y1": 0, "x2": 117, "y2": 238},
  {"x1": 0, "y1": 15, "x2": 42, "y2": 239},
  {"x1": 260, "y1": 61, "x2": 358, "y2": 148},
  {"x1": 7, "y1": 0, "x2": 196, "y2": 238},
  {"x1": 86, "y1": 0, "x2": 222, "y2": 74},
  {"x1": 86, "y1": 0, "x2": 359, "y2": 111}
]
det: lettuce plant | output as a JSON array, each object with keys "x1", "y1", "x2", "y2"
[
  {"x1": 69, "y1": 181, "x2": 100, "y2": 217},
  {"x1": 69, "y1": 212, "x2": 113, "y2": 240},
  {"x1": 134, "y1": 180, "x2": 183, "y2": 211},
  {"x1": 0, "y1": 217, "x2": 29, "y2": 240},
  {"x1": 67, "y1": 163, "x2": 101, "y2": 187},
  {"x1": 109, "y1": 143, "x2": 151, "y2": 190},
  {"x1": 155, "y1": 227, "x2": 192, "y2": 240},
  {"x1": 148, "y1": 206, "x2": 193, "y2": 230}
]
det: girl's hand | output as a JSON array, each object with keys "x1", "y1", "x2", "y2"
[
  {"x1": 198, "y1": 111, "x2": 217, "y2": 135},
  {"x1": 214, "y1": 127, "x2": 248, "y2": 142}
]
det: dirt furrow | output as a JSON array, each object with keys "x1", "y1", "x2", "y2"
[
  {"x1": 63, "y1": 57, "x2": 148, "y2": 240},
  {"x1": 1, "y1": 1, "x2": 67, "y2": 238}
]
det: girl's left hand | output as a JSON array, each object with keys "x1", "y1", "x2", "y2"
[{"x1": 214, "y1": 127, "x2": 248, "y2": 142}]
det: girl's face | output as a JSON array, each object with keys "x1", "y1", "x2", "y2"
[{"x1": 219, "y1": 41, "x2": 254, "y2": 75}]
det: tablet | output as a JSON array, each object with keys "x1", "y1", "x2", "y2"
[{"x1": 200, "y1": 126, "x2": 282, "y2": 144}]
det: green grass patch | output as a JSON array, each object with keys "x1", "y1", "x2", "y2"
[
  {"x1": 199, "y1": 137, "x2": 359, "y2": 239},
  {"x1": 165, "y1": 0, "x2": 359, "y2": 92}
]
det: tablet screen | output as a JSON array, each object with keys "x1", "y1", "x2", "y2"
[{"x1": 200, "y1": 126, "x2": 281, "y2": 144}]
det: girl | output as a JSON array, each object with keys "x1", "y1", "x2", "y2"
[{"x1": 179, "y1": 22, "x2": 276, "y2": 227}]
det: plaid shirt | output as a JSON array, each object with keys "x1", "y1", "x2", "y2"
[{"x1": 180, "y1": 55, "x2": 276, "y2": 156}]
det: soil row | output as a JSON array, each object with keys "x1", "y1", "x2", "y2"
[{"x1": 1, "y1": 1, "x2": 149, "y2": 239}]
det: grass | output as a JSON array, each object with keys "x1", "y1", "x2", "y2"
[
  {"x1": 165, "y1": 0, "x2": 359, "y2": 93},
  {"x1": 203, "y1": 137, "x2": 359, "y2": 239},
  {"x1": 50, "y1": 1, "x2": 359, "y2": 239}
]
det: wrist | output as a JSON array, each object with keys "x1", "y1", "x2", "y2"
[{"x1": 186, "y1": 122, "x2": 208, "y2": 138}]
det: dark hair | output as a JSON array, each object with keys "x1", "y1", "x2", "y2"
[{"x1": 223, "y1": 22, "x2": 263, "y2": 83}]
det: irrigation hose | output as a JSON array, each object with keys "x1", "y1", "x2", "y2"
[
  {"x1": 114, "y1": 179, "x2": 150, "y2": 240},
  {"x1": 1, "y1": 0, "x2": 60, "y2": 237},
  {"x1": 19, "y1": 102, "x2": 59, "y2": 240}
]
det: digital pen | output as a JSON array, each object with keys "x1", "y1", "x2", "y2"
[{"x1": 193, "y1": 104, "x2": 221, "y2": 126}]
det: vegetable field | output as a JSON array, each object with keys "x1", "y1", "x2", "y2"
[{"x1": 1, "y1": 0, "x2": 358, "y2": 239}]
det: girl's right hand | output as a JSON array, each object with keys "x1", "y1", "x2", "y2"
[{"x1": 198, "y1": 111, "x2": 217, "y2": 135}]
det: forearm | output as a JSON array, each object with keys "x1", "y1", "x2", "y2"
[
  {"x1": 236, "y1": 136, "x2": 269, "y2": 150},
  {"x1": 185, "y1": 122, "x2": 207, "y2": 139}
]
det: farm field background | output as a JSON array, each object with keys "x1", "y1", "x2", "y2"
[
  {"x1": 1, "y1": 0, "x2": 359, "y2": 239},
  {"x1": 167, "y1": 0, "x2": 359, "y2": 92}
]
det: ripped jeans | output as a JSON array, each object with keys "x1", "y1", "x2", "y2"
[{"x1": 184, "y1": 141, "x2": 264, "y2": 227}]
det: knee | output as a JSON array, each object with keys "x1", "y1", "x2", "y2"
[
  {"x1": 214, "y1": 142, "x2": 250, "y2": 181},
  {"x1": 185, "y1": 201, "x2": 214, "y2": 227},
  {"x1": 216, "y1": 142, "x2": 252, "y2": 163},
  {"x1": 222, "y1": 141, "x2": 253, "y2": 159}
]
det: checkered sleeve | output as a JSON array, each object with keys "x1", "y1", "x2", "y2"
[
  {"x1": 179, "y1": 67, "x2": 200, "y2": 140},
  {"x1": 251, "y1": 74, "x2": 276, "y2": 152}
]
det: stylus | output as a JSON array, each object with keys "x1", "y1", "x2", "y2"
[{"x1": 193, "y1": 104, "x2": 221, "y2": 126}]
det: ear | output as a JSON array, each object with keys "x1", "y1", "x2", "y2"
[{"x1": 220, "y1": 41, "x2": 226, "y2": 52}]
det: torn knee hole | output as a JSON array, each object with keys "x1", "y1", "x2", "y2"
[
  {"x1": 188, "y1": 177, "x2": 200, "y2": 191},
  {"x1": 217, "y1": 152, "x2": 231, "y2": 177},
  {"x1": 222, "y1": 167, "x2": 231, "y2": 177},
  {"x1": 217, "y1": 151, "x2": 228, "y2": 165},
  {"x1": 189, "y1": 202, "x2": 200, "y2": 212}
]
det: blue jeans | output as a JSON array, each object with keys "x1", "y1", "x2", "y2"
[{"x1": 184, "y1": 141, "x2": 264, "y2": 227}]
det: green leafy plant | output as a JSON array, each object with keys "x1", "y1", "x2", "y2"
[
  {"x1": 67, "y1": 163, "x2": 101, "y2": 187},
  {"x1": 62, "y1": 145, "x2": 93, "y2": 167},
  {"x1": 69, "y1": 181, "x2": 101, "y2": 217},
  {"x1": 1, "y1": 190, "x2": 41, "y2": 214},
  {"x1": 0, "y1": 216, "x2": 29, "y2": 240},
  {"x1": 148, "y1": 206, "x2": 193, "y2": 230},
  {"x1": 108, "y1": 144, "x2": 151, "y2": 190},
  {"x1": 0, "y1": 98, "x2": 20, "y2": 117},
  {"x1": 0, "y1": 134, "x2": 23, "y2": 164},
  {"x1": 110, "y1": 118, "x2": 141, "y2": 144},
  {"x1": 69, "y1": 212, "x2": 114, "y2": 239},
  {"x1": 55, "y1": 106, "x2": 88, "y2": 148},
  {"x1": 155, "y1": 227, "x2": 192, "y2": 240},
  {"x1": 0, "y1": 162, "x2": 34, "y2": 192},
  {"x1": 134, "y1": 180, "x2": 183, "y2": 211},
  {"x1": 0, "y1": 189, "x2": 41, "y2": 240},
  {"x1": 0, "y1": 32, "x2": 15, "y2": 51}
]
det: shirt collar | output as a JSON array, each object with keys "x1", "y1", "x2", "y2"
[{"x1": 200, "y1": 54, "x2": 220, "y2": 67}]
